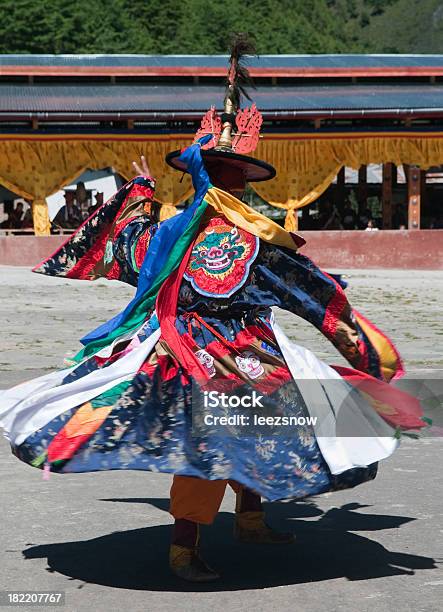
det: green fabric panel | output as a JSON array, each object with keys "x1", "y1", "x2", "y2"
[
  {"x1": 90, "y1": 380, "x2": 132, "y2": 408},
  {"x1": 30, "y1": 452, "x2": 47, "y2": 467}
]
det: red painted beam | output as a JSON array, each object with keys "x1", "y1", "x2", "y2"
[{"x1": 1, "y1": 65, "x2": 443, "y2": 78}]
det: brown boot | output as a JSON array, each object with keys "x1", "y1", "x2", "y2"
[
  {"x1": 234, "y1": 488, "x2": 295, "y2": 545},
  {"x1": 234, "y1": 510, "x2": 296, "y2": 544},
  {"x1": 169, "y1": 519, "x2": 220, "y2": 582}
]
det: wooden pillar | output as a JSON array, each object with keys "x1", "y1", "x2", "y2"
[
  {"x1": 407, "y1": 165, "x2": 421, "y2": 229},
  {"x1": 420, "y1": 169, "x2": 427, "y2": 217},
  {"x1": 382, "y1": 163, "x2": 393, "y2": 229},
  {"x1": 335, "y1": 166, "x2": 345, "y2": 213},
  {"x1": 357, "y1": 165, "x2": 367, "y2": 213}
]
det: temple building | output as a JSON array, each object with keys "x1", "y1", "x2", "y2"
[{"x1": 0, "y1": 54, "x2": 442, "y2": 268}]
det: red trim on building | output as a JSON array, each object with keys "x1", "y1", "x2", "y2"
[{"x1": 1, "y1": 65, "x2": 443, "y2": 78}]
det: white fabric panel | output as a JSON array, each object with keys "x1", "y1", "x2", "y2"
[
  {"x1": 270, "y1": 314, "x2": 398, "y2": 474},
  {"x1": 0, "y1": 328, "x2": 161, "y2": 446},
  {"x1": 0, "y1": 367, "x2": 76, "y2": 422}
]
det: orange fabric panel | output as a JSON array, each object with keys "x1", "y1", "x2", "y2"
[{"x1": 169, "y1": 475, "x2": 242, "y2": 524}]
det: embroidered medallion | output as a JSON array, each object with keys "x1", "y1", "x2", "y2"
[
  {"x1": 184, "y1": 217, "x2": 259, "y2": 298},
  {"x1": 195, "y1": 349, "x2": 216, "y2": 378},
  {"x1": 235, "y1": 350, "x2": 265, "y2": 379}
]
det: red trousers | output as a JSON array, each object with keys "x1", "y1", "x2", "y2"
[{"x1": 169, "y1": 475, "x2": 242, "y2": 525}]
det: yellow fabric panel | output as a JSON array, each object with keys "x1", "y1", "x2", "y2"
[
  {"x1": 252, "y1": 132, "x2": 443, "y2": 229},
  {"x1": 205, "y1": 186, "x2": 301, "y2": 251},
  {"x1": 159, "y1": 204, "x2": 178, "y2": 221},
  {"x1": 0, "y1": 139, "x2": 93, "y2": 234},
  {"x1": 353, "y1": 312, "x2": 401, "y2": 383},
  {"x1": 1, "y1": 132, "x2": 443, "y2": 235},
  {"x1": 85, "y1": 137, "x2": 194, "y2": 205},
  {"x1": 253, "y1": 138, "x2": 340, "y2": 211},
  {"x1": 281, "y1": 166, "x2": 341, "y2": 231},
  {"x1": 32, "y1": 199, "x2": 51, "y2": 236},
  {"x1": 0, "y1": 135, "x2": 193, "y2": 235}
]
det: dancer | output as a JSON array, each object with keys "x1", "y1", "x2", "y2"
[{"x1": 0, "y1": 36, "x2": 423, "y2": 583}]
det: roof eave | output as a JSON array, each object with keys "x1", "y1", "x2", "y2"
[{"x1": 0, "y1": 108, "x2": 443, "y2": 122}]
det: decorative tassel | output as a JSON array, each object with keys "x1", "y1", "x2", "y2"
[
  {"x1": 42, "y1": 462, "x2": 51, "y2": 481},
  {"x1": 226, "y1": 32, "x2": 257, "y2": 108}
]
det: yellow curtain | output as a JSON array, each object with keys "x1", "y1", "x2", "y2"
[
  {"x1": 252, "y1": 133, "x2": 443, "y2": 229},
  {"x1": 0, "y1": 135, "x2": 194, "y2": 235},
  {"x1": 1, "y1": 132, "x2": 443, "y2": 234}
]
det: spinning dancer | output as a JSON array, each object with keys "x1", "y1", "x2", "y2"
[{"x1": 1, "y1": 36, "x2": 423, "y2": 582}]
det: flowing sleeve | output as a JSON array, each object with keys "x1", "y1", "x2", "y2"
[
  {"x1": 255, "y1": 244, "x2": 404, "y2": 382},
  {"x1": 33, "y1": 176, "x2": 157, "y2": 286}
]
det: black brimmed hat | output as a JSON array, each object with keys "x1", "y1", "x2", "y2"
[{"x1": 165, "y1": 147, "x2": 276, "y2": 182}]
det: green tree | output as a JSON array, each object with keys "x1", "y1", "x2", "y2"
[
  {"x1": 0, "y1": 0, "x2": 364, "y2": 54},
  {"x1": 0, "y1": 0, "x2": 441, "y2": 55}
]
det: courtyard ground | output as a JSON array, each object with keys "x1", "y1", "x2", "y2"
[{"x1": 0, "y1": 266, "x2": 442, "y2": 612}]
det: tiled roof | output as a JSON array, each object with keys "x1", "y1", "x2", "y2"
[{"x1": 0, "y1": 83, "x2": 442, "y2": 116}]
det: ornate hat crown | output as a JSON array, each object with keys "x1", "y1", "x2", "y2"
[
  {"x1": 166, "y1": 33, "x2": 275, "y2": 182},
  {"x1": 194, "y1": 33, "x2": 263, "y2": 155}
]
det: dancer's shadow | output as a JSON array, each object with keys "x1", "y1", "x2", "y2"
[{"x1": 23, "y1": 498, "x2": 437, "y2": 592}]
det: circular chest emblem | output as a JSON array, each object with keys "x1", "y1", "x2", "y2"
[{"x1": 184, "y1": 217, "x2": 259, "y2": 298}]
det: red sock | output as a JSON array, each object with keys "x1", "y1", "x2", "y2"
[
  {"x1": 236, "y1": 488, "x2": 262, "y2": 513},
  {"x1": 172, "y1": 518, "x2": 199, "y2": 548}
]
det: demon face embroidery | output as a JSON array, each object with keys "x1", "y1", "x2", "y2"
[
  {"x1": 235, "y1": 350, "x2": 265, "y2": 380},
  {"x1": 184, "y1": 217, "x2": 259, "y2": 298},
  {"x1": 192, "y1": 227, "x2": 243, "y2": 274}
]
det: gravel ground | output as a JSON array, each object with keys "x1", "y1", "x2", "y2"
[{"x1": 0, "y1": 266, "x2": 442, "y2": 612}]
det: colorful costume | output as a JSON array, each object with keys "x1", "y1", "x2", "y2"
[
  {"x1": 1, "y1": 170, "x2": 418, "y2": 485},
  {"x1": 0, "y1": 38, "x2": 424, "y2": 582}
]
